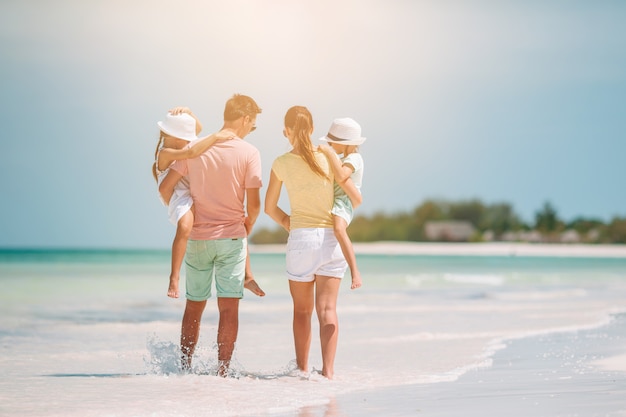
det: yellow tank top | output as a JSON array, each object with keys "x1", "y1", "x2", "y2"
[{"x1": 271, "y1": 151, "x2": 334, "y2": 229}]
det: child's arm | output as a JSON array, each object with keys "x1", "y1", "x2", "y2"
[
  {"x1": 169, "y1": 106, "x2": 203, "y2": 134},
  {"x1": 318, "y1": 145, "x2": 362, "y2": 208},
  {"x1": 318, "y1": 144, "x2": 352, "y2": 183},
  {"x1": 158, "y1": 130, "x2": 235, "y2": 170},
  {"x1": 338, "y1": 177, "x2": 362, "y2": 209}
]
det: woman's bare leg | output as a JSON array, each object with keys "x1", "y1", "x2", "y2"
[
  {"x1": 289, "y1": 280, "x2": 315, "y2": 373},
  {"x1": 315, "y1": 275, "x2": 341, "y2": 379}
]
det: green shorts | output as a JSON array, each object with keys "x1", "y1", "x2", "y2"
[
  {"x1": 184, "y1": 238, "x2": 247, "y2": 301},
  {"x1": 331, "y1": 194, "x2": 354, "y2": 224}
]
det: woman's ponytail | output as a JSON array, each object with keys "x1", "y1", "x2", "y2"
[{"x1": 285, "y1": 106, "x2": 328, "y2": 179}]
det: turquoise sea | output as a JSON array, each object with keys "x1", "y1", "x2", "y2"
[{"x1": 1, "y1": 247, "x2": 625, "y2": 416}]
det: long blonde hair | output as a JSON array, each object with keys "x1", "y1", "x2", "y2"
[
  {"x1": 151, "y1": 134, "x2": 164, "y2": 182},
  {"x1": 284, "y1": 106, "x2": 328, "y2": 179}
]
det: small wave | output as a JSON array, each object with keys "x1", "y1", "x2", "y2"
[
  {"x1": 443, "y1": 273, "x2": 504, "y2": 286},
  {"x1": 408, "y1": 357, "x2": 496, "y2": 385},
  {"x1": 367, "y1": 331, "x2": 502, "y2": 344},
  {"x1": 494, "y1": 288, "x2": 587, "y2": 301},
  {"x1": 404, "y1": 273, "x2": 505, "y2": 288}
]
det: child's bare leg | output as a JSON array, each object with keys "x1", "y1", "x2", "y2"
[
  {"x1": 170, "y1": 210, "x2": 193, "y2": 298},
  {"x1": 333, "y1": 215, "x2": 361, "y2": 289},
  {"x1": 244, "y1": 250, "x2": 265, "y2": 297}
]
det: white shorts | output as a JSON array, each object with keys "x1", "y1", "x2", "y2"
[
  {"x1": 286, "y1": 228, "x2": 347, "y2": 282},
  {"x1": 167, "y1": 187, "x2": 193, "y2": 225},
  {"x1": 158, "y1": 171, "x2": 192, "y2": 226},
  {"x1": 331, "y1": 194, "x2": 354, "y2": 224}
]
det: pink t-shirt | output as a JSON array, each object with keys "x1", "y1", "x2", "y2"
[{"x1": 171, "y1": 139, "x2": 262, "y2": 240}]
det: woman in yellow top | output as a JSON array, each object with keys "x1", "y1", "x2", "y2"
[{"x1": 265, "y1": 106, "x2": 354, "y2": 380}]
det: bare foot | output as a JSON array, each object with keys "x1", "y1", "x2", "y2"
[
  {"x1": 218, "y1": 360, "x2": 230, "y2": 378},
  {"x1": 244, "y1": 278, "x2": 266, "y2": 297},
  {"x1": 350, "y1": 270, "x2": 362, "y2": 290},
  {"x1": 180, "y1": 354, "x2": 191, "y2": 372},
  {"x1": 168, "y1": 275, "x2": 180, "y2": 298}
]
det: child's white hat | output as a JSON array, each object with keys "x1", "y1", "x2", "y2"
[
  {"x1": 319, "y1": 118, "x2": 366, "y2": 146},
  {"x1": 157, "y1": 113, "x2": 198, "y2": 141}
]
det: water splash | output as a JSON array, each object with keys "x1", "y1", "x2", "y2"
[
  {"x1": 144, "y1": 335, "x2": 300, "y2": 379},
  {"x1": 144, "y1": 334, "x2": 183, "y2": 375}
]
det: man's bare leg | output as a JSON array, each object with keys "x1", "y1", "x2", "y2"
[
  {"x1": 180, "y1": 299, "x2": 207, "y2": 370},
  {"x1": 216, "y1": 297, "x2": 240, "y2": 377}
]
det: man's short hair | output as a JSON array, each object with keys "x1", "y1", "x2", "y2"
[{"x1": 224, "y1": 94, "x2": 262, "y2": 122}]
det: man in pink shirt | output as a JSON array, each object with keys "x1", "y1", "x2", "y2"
[{"x1": 159, "y1": 94, "x2": 263, "y2": 376}]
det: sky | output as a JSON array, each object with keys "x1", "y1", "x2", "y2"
[{"x1": 0, "y1": 0, "x2": 624, "y2": 249}]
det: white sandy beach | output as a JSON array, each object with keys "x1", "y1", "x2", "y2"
[{"x1": 250, "y1": 241, "x2": 626, "y2": 258}]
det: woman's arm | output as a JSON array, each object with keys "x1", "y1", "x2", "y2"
[{"x1": 264, "y1": 170, "x2": 290, "y2": 231}]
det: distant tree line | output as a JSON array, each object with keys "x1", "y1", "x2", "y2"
[{"x1": 250, "y1": 199, "x2": 626, "y2": 244}]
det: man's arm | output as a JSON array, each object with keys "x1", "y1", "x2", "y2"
[
  {"x1": 244, "y1": 187, "x2": 261, "y2": 235},
  {"x1": 159, "y1": 169, "x2": 184, "y2": 205}
]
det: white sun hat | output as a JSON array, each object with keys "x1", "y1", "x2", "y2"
[
  {"x1": 319, "y1": 117, "x2": 366, "y2": 145},
  {"x1": 157, "y1": 112, "x2": 198, "y2": 142}
]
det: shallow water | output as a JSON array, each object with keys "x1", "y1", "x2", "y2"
[
  {"x1": 328, "y1": 313, "x2": 626, "y2": 417},
  {"x1": 1, "y1": 249, "x2": 625, "y2": 416}
]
